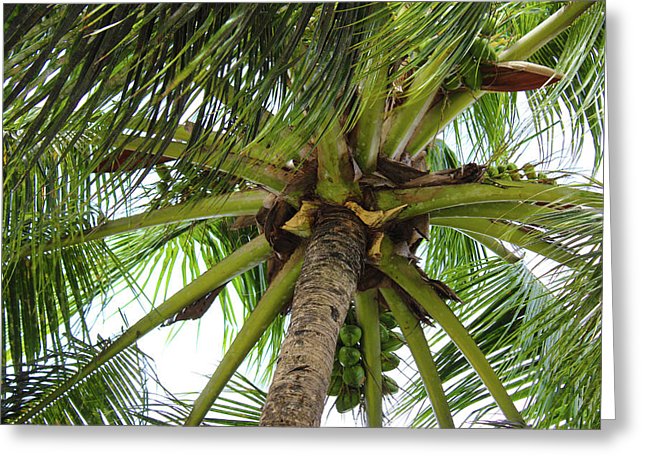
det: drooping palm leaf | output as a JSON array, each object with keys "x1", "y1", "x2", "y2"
[
  {"x1": 140, "y1": 372, "x2": 266, "y2": 427},
  {"x1": 391, "y1": 203, "x2": 602, "y2": 428},
  {"x1": 1, "y1": 336, "x2": 154, "y2": 424}
]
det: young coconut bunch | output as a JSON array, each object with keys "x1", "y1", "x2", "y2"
[
  {"x1": 327, "y1": 307, "x2": 404, "y2": 417},
  {"x1": 3, "y1": 2, "x2": 604, "y2": 428}
]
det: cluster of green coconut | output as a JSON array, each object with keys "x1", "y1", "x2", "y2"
[
  {"x1": 486, "y1": 162, "x2": 554, "y2": 184},
  {"x1": 443, "y1": 17, "x2": 499, "y2": 92},
  {"x1": 328, "y1": 312, "x2": 405, "y2": 413}
]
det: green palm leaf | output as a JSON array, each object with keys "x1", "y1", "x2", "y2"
[
  {"x1": 393, "y1": 208, "x2": 602, "y2": 428},
  {"x1": 140, "y1": 372, "x2": 266, "y2": 427},
  {"x1": 3, "y1": 2, "x2": 605, "y2": 428},
  {"x1": 1, "y1": 336, "x2": 154, "y2": 425}
]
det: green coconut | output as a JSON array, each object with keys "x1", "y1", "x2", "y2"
[
  {"x1": 481, "y1": 17, "x2": 497, "y2": 37},
  {"x1": 339, "y1": 324, "x2": 362, "y2": 347},
  {"x1": 382, "y1": 375, "x2": 400, "y2": 396},
  {"x1": 444, "y1": 73, "x2": 462, "y2": 91},
  {"x1": 381, "y1": 352, "x2": 400, "y2": 372},
  {"x1": 332, "y1": 359, "x2": 342, "y2": 377},
  {"x1": 327, "y1": 374, "x2": 343, "y2": 396},
  {"x1": 522, "y1": 163, "x2": 537, "y2": 179},
  {"x1": 379, "y1": 312, "x2": 398, "y2": 330},
  {"x1": 460, "y1": 59, "x2": 482, "y2": 90},
  {"x1": 486, "y1": 165, "x2": 500, "y2": 178},
  {"x1": 338, "y1": 346, "x2": 361, "y2": 367},
  {"x1": 342, "y1": 364, "x2": 366, "y2": 388},
  {"x1": 507, "y1": 162, "x2": 521, "y2": 181},
  {"x1": 469, "y1": 37, "x2": 498, "y2": 62},
  {"x1": 379, "y1": 324, "x2": 390, "y2": 344},
  {"x1": 336, "y1": 388, "x2": 361, "y2": 413},
  {"x1": 381, "y1": 331, "x2": 405, "y2": 353}
]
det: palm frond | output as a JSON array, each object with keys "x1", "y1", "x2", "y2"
[
  {"x1": 2, "y1": 336, "x2": 154, "y2": 424},
  {"x1": 140, "y1": 372, "x2": 266, "y2": 426},
  {"x1": 506, "y1": 1, "x2": 606, "y2": 173},
  {"x1": 481, "y1": 1, "x2": 604, "y2": 174},
  {"x1": 103, "y1": 220, "x2": 277, "y2": 369},
  {"x1": 384, "y1": 162, "x2": 602, "y2": 428},
  {"x1": 391, "y1": 207, "x2": 601, "y2": 428},
  {"x1": 404, "y1": 1, "x2": 603, "y2": 174}
]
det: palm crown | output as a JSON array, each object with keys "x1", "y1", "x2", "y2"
[{"x1": 2, "y1": 1, "x2": 605, "y2": 428}]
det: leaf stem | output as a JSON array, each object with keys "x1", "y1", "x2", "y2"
[
  {"x1": 120, "y1": 136, "x2": 291, "y2": 192},
  {"x1": 377, "y1": 236, "x2": 526, "y2": 426},
  {"x1": 380, "y1": 43, "x2": 457, "y2": 160},
  {"x1": 354, "y1": 288, "x2": 383, "y2": 428},
  {"x1": 427, "y1": 201, "x2": 564, "y2": 225},
  {"x1": 15, "y1": 235, "x2": 272, "y2": 424},
  {"x1": 429, "y1": 216, "x2": 578, "y2": 268},
  {"x1": 498, "y1": 1, "x2": 596, "y2": 62},
  {"x1": 405, "y1": 1, "x2": 596, "y2": 155},
  {"x1": 462, "y1": 232, "x2": 522, "y2": 263},
  {"x1": 353, "y1": 4, "x2": 389, "y2": 174},
  {"x1": 375, "y1": 181, "x2": 602, "y2": 219},
  {"x1": 22, "y1": 190, "x2": 267, "y2": 255},
  {"x1": 380, "y1": 287, "x2": 455, "y2": 429},
  {"x1": 315, "y1": 119, "x2": 361, "y2": 203},
  {"x1": 354, "y1": 64, "x2": 387, "y2": 174}
]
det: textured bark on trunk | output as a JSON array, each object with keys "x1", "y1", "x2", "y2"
[{"x1": 260, "y1": 205, "x2": 367, "y2": 427}]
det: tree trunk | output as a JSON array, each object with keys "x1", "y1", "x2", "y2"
[{"x1": 260, "y1": 205, "x2": 367, "y2": 427}]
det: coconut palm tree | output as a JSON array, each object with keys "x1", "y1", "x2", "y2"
[{"x1": 2, "y1": 1, "x2": 605, "y2": 428}]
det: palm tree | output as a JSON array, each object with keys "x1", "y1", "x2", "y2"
[{"x1": 2, "y1": 1, "x2": 605, "y2": 428}]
